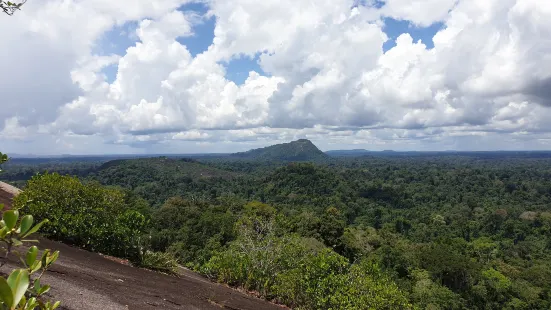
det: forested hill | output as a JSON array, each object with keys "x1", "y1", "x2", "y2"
[
  {"x1": 90, "y1": 157, "x2": 240, "y2": 205},
  {"x1": 231, "y1": 139, "x2": 329, "y2": 161},
  {"x1": 96, "y1": 157, "x2": 238, "y2": 179}
]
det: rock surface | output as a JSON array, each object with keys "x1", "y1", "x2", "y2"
[
  {"x1": 0, "y1": 181, "x2": 21, "y2": 210},
  {"x1": 8, "y1": 239, "x2": 285, "y2": 310}
]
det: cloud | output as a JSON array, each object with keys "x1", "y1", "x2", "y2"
[
  {"x1": 1, "y1": 0, "x2": 551, "y2": 154},
  {"x1": 377, "y1": 0, "x2": 458, "y2": 27}
]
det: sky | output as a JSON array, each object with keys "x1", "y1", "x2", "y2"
[{"x1": 0, "y1": 0, "x2": 550, "y2": 155}]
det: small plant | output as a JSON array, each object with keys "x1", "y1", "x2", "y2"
[
  {"x1": 0, "y1": 153, "x2": 7, "y2": 172},
  {"x1": 0, "y1": 210, "x2": 60, "y2": 310},
  {"x1": 0, "y1": 153, "x2": 61, "y2": 310},
  {"x1": 138, "y1": 250, "x2": 178, "y2": 274}
]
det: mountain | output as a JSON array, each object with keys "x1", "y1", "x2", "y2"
[{"x1": 232, "y1": 139, "x2": 329, "y2": 161}]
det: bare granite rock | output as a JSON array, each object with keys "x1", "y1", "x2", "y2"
[{"x1": 0, "y1": 181, "x2": 21, "y2": 210}]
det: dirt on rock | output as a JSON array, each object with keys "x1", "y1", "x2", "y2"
[{"x1": 1, "y1": 238, "x2": 285, "y2": 310}]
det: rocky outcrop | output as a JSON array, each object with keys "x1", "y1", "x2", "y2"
[{"x1": 0, "y1": 181, "x2": 21, "y2": 210}]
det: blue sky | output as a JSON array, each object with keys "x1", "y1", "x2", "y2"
[{"x1": 97, "y1": 1, "x2": 443, "y2": 85}]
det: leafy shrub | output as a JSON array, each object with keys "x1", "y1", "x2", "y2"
[
  {"x1": 14, "y1": 173, "x2": 147, "y2": 261},
  {"x1": 150, "y1": 197, "x2": 236, "y2": 266},
  {"x1": 202, "y1": 205, "x2": 412, "y2": 309},
  {"x1": 0, "y1": 152, "x2": 7, "y2": 172},
  {"x1": 138, "y1": 251, "x2": 178, "y2": 274},
  {"x1": 205, "y1": 234, "x2": 412, "y2": 309},
  {"x1": 273, "y1": 252, "x2": 412, "y2": 310}
]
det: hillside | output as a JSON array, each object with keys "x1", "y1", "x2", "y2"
[
  {"x1": 93, "y1": 157, "x2": 241, "y2": 206},
  {"x1": 0, "y1": 181, "x2": 282, "y2": 310},
  {"x1": 232, "y1": 139, "x2": 329, "y2": 161},
  {"x1": 4, "y1": 238, "x2": 284, "y2": 310},
  {"x1": 96, "y1": 157, "x2": 238, "y2": 182}
]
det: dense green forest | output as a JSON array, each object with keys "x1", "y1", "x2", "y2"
[{"x1": 3, "y1": 147, "x2": 551, "y2": 309}]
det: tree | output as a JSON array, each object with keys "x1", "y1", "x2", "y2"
[
  {"x1": 319, "y1": 207, "x2": 345, "y2": 249},
  {"x1": 0, "y1": 153, "x2": 8, "y2": 171},
  {"x1": 1, "y1": 1, "x2": 26, "y2": 16}
]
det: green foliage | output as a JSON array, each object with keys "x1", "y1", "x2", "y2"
[
  {"x1": 202, "y1": 206, "x2": 412, "y2": 309},
  {"x1": 0, "y1": 154, "x2": 61, "y2": 309},
  {"x1": 92, "y1": 158, "x2": 240, "y2": 206},
  {"x1": 137, "y1": 250, "x2": 178, "y2": 274},
  {"x1": 205, "y1": 233, "x2": 411, "y2": 309},
  {"x1": 150, "y1": 197, "x2": 236, "y2": 267},
  {"x1": 319, "y1": 207, "x2": 346, "y2": 248},
  {"x1": 14, "y1": 173, "x2": 147, "y2": 261},
  {"x1": 410, "y1": 269, "x2": 465, "y2": 310},
  {"x1": 6, "y1": 152, "x2": 551, "y2": 309},
  {"x1": 418, "y1": 239, "x2": 478, "y2": 292},
  {"x1": 0, "y1": 153, "x2": 8, "y2": 173}
]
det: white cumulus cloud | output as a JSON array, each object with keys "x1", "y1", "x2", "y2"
[{"x1": 0, "y1": 0, "x2": 550, "y2": 154}]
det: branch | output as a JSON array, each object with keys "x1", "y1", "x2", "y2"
[{"x1": 1, "y1": 0, "x2": 27, "y2": 16}]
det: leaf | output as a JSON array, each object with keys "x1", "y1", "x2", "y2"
[
  {"x1": 41, "y1": 250, "x2": 50, "y2": 267},
  {"x1": 37, "y1": 284, "x2": 50, "y2": 296},
  {"x1": 52, "y1": 301, "x2": 61, "y2": 309},
  {"x1": 19, "y1": 215, "x2": 33, "y2": 236},
  {"x1": 46, "y1": 251, "x2": 60, "y2": 266},
  {"x1": 26, "y1": 246, "x2": 38, "y2": 267},
  {"x1": 52, "y1": 251, "x2": 60, "y2": 262},
  {"x1": 31, "y1": 261, "x2": 42, "y2": 273},
  {"x1": 0, "y1": 277, "x2": 13, "y2": 307},
  {"x1": 26, "y1": 297, "x2": 37, "y2": 309},
  {"x1": 33, "y1": 278, "x2": 41, "y2": 291},
  {"x1": 6, "y1": 269, "x2": 29, "y2": 308},
  {"x1": 21, "y1": 219, "x2": 48, "y2": 238},
  {"x1": 0, "y1": 227, "x2": 8, "y2": 239},
  {"x1": 18, "y1": 295, "x2": 26, "y2": 307},
  {"x1": 3, "y1": 210, "x2": 19, "y2": 230}
]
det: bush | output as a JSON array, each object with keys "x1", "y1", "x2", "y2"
[
  {"x1": 273, "y1": 252, "x2": 412, "y2": 310},
  {"x1": 204, "y1": 233, "x2": 412, "y2": 309},
  {"x1": 138, "y1": 251, "x2": 178, "y2": 274},
  {"x1": 14, "y1": 173, "x2": 147, "y2": 260}
]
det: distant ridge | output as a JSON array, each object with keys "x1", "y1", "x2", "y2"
[
  {"x1": 96, "y1": 157, "x2": 239, "y2": 181},
  {"x1": 232, "y1": 139, "x2": 328, "y2": 161},
  {"x1": 325, "y1": 149, "x2": 370, "y2": 156}
]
